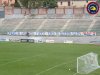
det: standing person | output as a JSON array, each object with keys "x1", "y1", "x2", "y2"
[{"x1": 26, "y1": 32, "x2": 29, "y2": 37}]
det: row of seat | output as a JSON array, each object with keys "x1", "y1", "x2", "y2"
[{"x1": 0, "y1": 19, "x2": 100, "y2": 35}]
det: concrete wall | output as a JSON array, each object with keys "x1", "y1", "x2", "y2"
[
  {"x1": 0, "y1": 35, "x2": 100, "y2": 44},
  {"x1": 57, "y1": 1, "x2": 96, "y2": 7}
]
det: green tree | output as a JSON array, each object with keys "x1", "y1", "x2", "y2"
[
  {"x1": 15, "y1": 0, "x2": 57, "y2": 8},
  {"x1": 21, "y1": 0, "x2": 28, "y2": 8},
  {"x1": 98, "y1": 0, "x2": 100, "y2": 3},
  {"x1": 47, "y1": 0, "x2": 57, "y2": 8},
  {"x1": 86, "y1": 0, "x2": 88, "y2": 3},
  {"x1": 14, "y1": 0, "x2": 20, "y2": 7}
]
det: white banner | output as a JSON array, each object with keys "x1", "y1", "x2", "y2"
[{"x1": 7, "y1": 32, "x2": 96, "y2": 36}]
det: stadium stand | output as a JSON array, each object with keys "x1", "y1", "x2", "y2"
[
  {"x1": 0, "y1": 19, "x2": 21, "y2": 34},
  {"x1": 63, "y1": 19, "x2": 92, "y2": 32},
  {"x1": 0, "y1": 18, "x2": 100, "y2": 36},
  {"x1": 91, "y1": 20, "x2": 100, "y2": 36},
  {"x1": 15, "y1": 19, "x2": 44, "y2": 32},
  {"x1": 39, "y1": 19, "x2": 67, "y2": 32}
]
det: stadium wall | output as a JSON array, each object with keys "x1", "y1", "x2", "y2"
[
  {"x1": 3, "y1": 6, "x2": 100, "y2": 18},
  {"x1": 0, "y1": 35, "x2": 100, "y2": 44},
  {"x1": 0, "y1": 6, "x2": 5, "y2": 18}
]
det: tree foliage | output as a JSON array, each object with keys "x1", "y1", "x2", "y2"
[
  {"x1": 98, "y1": 0, "x2": 100, "y2": 3},
  {"x1": 15, "y1": 0, "x2": 57, "y2": 8},
  {"x1": 14, "y1": 0, "x2": 20, "y2": 7}
]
